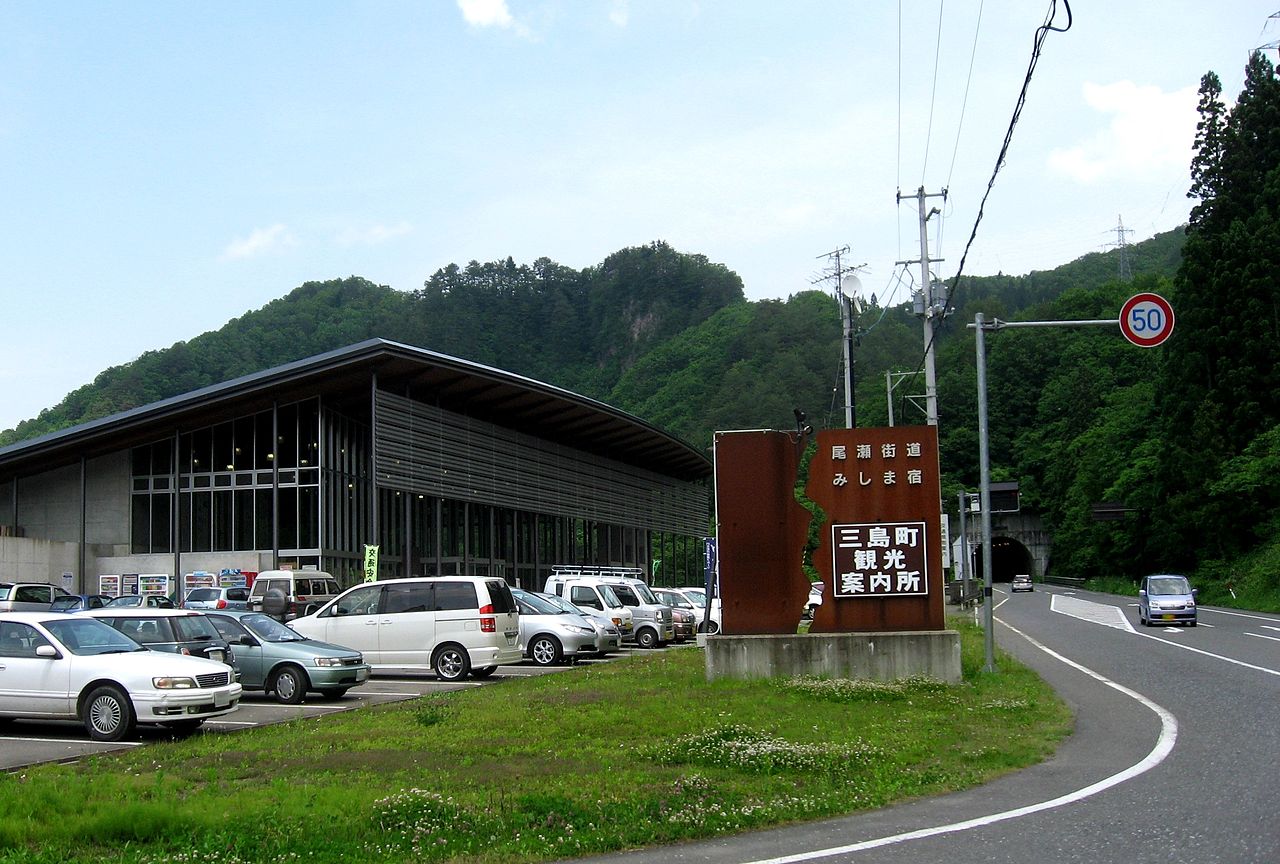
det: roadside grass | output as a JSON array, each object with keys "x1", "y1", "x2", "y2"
[{"x1": 0, "y1": 617, "x2": 1070, "y2": 864}]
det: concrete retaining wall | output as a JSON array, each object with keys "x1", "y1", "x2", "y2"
[{"x1": 704, "y1": 631, "x2": 962, "y2": 684}]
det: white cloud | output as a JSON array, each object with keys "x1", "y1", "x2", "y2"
[
  {"x1": 1047, "y1": 80, "x2": 1199, "y2": 184},
  {"x1": 609, "y1": 1, "x2": 629, "y2": 28},
  {"x1": 336, "y1": 221, "x2": 413, "y2": 246},
  {"x1": 457, "y1": 0, "x2": 513, "y2": 29},
  {"x1": 220, "y1": 224, "x2": 295, "y2": 260}
]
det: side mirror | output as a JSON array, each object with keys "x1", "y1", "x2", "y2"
[
  {"x1": 1138, "y1": 589, "x2": 1147, "y2": 597},
  {"x1": 1192, "y1": 588, "x2": 1199, "y2": 598},
  {"x1": 238, "y1": 635, "x2": 258, "y2": 647},
  {"x1": 36, "y1": 644, "x2": 59, "y2": 659}
]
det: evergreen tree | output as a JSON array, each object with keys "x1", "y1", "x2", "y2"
[{"x1": 1154, "y1": 52, "x2": 1280, "y2": 563}]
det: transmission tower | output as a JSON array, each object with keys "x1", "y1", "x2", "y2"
[{"x1": 1107, "y1": 215, "x2": 1134, "y2": 281}]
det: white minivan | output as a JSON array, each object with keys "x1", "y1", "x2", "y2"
[{"x1": 288, "y1": 577, "x2": 521, "y2": 681}]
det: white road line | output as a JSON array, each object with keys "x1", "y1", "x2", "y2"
[
  {"x1": 1050, "y1": 594, "x2": 1136, "y2": 633},
  {"x1": 204, "y1": 720, "x2": 258, "y2": 726},
  {"x1": 1132, "y1": 630, "x2": 1280, "y2": 677},
  {"x1": 737, "y1": 620, "x2": 1177, "y2": 864},
  {"x1": 1262, "y1": 625, "x2": 1280, "y2": 633},
  {"x1": 1202, "y1": 608, "x2": 1280, "y2": 624},
  {"x1": 1245, "y1": 632, "x2": 1280, "y2": 644}
]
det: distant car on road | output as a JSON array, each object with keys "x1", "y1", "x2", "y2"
[
  {"x1": 1138, "y1": 574, "x2": 1197, "y2": 626},
  {"x1": 1011, "y1": 574, "x2": 1034, "y2": 593}
]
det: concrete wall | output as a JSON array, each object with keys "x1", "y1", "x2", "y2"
[
  {"x1": 12, "y1": 451, "x2": 130, "y2": 549},
  {"x1": 0, "y1": 536, "x2": 79, "y2": 585},
  {"x1": 704, "y1": 631, "x2": 962, "y2": 684}
]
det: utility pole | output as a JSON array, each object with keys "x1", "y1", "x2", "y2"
[
  {"x1": 896, "y1": 186, "x2": 948, "y2": 426},
  {"x1": 814, "y1": 247, "x2": 864, "y2": 428}
]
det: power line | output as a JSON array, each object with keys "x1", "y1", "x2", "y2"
[
  {"x1": 945, "y1": 0, "x2": 986, "y2": 193},
  {"x1": 899, "y1": 0, "x2": 1072, "y2": 416},
  {"x1": 920, "y1": 0, "x2": 948, "y2": 184}
]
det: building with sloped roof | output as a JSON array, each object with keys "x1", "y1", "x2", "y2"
[{"x1": 0, "y1": 340, "x2": 711, "y2": 593}]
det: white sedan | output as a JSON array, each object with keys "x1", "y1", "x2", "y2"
[{"x1": 0, "y1": 611, "x2": 241, "y2": 741}]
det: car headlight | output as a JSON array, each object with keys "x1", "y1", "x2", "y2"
[
  {"x1": 313, "y1": 657, "x2": 344, "y2": 667},
  {"x1": 566, "y1": 625, "x2": 594, "y2": 635},
  {"x1": 153, "y1": 676, "x2": 197, "y2": 689}
]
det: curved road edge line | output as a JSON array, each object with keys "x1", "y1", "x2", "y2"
[{"x1": 739, "y1": 618, "x2": 1177, "y2": 864}]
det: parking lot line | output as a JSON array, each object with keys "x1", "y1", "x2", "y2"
[{"x1": 0, "y1": 735, "x2": 142, "y2": 746}]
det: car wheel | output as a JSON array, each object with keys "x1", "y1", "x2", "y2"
[
  {"x1": 529, "y1": 635, "x2": 562, "y2": 666},
  {"x1": 636, "y1": 627, "x2": 658, "y2": 649},
  {"x1": 700, "y1": 620, "x2": 721, "y2": 635},
  {"x1": 271, "y1": 665, "x2": 309, "y2": 705},
  {"x1": 1189, "y1": 620, "x2": 1198, "y2": 627},
  {"x1": 469, "y1": 666, "x2": 497, "y2": 679},
  {"x1": 432, "y1": 644, "x2": 471, "y2": 682},
  {"x1": 318, "y1": 688, "x2": 349, "y2": 700},
  {"x1": 83, "y1": 685, "x2": 136, "y2": 742}
]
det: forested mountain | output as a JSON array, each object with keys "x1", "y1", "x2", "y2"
[{"x1": 3, "y1": 56, "x2": 1276, "y2": 601}]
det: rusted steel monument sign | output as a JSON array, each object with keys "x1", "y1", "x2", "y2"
[{"x1": 714, "y1": 426, "x2": 944, "y2": 634}]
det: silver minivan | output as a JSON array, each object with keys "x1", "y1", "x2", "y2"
[
  {"x1": 0, "y1": 582, "x2": 72, "y2": 612},
  {"x1": 288, "y1": 577, "x2": 522, "y2": 681}
]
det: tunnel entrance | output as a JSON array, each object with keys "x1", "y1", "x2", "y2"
[{"x1": 972, "y1": 536, "x2": 1034, "y2": 583}]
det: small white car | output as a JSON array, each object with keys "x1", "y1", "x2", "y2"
[
  {"x1": 1011, "y1": 575, "x2": 1034, "y2": 593},
  {"x1": 0, "y1": 611, "x2": 242, "y2": 742}
]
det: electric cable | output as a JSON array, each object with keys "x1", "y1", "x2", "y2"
[
  {"x1": 920, "y1": 0, "x2": 948, "y2": 183},
  {"x1": 900, "y1": 0, "x2": 1072, "y2": 401}
]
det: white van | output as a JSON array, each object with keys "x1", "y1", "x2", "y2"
[
  {"x1": 544, "y1": 571, "x2": 675, "y2": 648},
  {"x1": 541, "y1": 576, "x2": 634, "y2": 640},
  {"x1": 288, "y1": 577, "x2": 521, "y2": 681},
  {"x1": 247, "y1": 570, "x2": 341, "y2": 620}
]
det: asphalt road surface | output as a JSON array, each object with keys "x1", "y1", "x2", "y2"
[{"x1": 565, "y1": 586, "x2": 1280, "y2": 864}]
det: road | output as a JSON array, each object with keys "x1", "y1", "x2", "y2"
[{"x1": 566, "y1": 586, "x2": 1280, "y2": 864}]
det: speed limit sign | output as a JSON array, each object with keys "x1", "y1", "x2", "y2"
[{"x1": 1119, "y1": 292, "x2": 1175, "y2": 347}]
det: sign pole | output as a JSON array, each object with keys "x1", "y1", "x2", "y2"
[
  {"x1": 974, "y1": 313, "x2": 996, "y2": 672},
  {"x1": 968, "y1": 293, "x2": 1173, "y2": 674}
]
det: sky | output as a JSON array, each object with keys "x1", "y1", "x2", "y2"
[{"x1": 1, "y1": 1, "x2": 1277, "y2": 432}]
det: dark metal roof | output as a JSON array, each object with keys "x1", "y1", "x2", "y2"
[{"x1": 0, "y1": 339, "x2": 712, "y2": 483}]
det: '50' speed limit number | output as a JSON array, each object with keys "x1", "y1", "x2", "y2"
[{"x1": 1119, "y1": 292, "x2": 1175, "y2": 348}]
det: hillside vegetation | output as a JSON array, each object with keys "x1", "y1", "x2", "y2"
[{"x1": 4, "y1": 57, "x2": 1278, "y2": 606}]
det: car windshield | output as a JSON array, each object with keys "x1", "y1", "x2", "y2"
[
  {"x1": 536, "y1": 593, "x2": 586, "y2": 616},
  {"x1": 186, "y1": 589, "x2": 219, "y2": 602},
  {"x1": 597, "y1": 585, "x2": 622, "y2": 608},
  {"x1": 519, "y1": 592, "x2": 570, "y2": 615},
  {"x1": 241, "y1": 613, "x2": 306, "y2": 642},
  {"x1": 682, "y1": 589, "x2": 707, "y2": 605},
  {"x1": 632, "y1": 583, "x2": 659, "y2": 604},
  {"x1": 610, "y1": 584, "x2": 641, "y2": 607},
  {"x1": 1148, "y1": 576, "x2": 1191, "y2": 596},
  {"x1": 657, "y1": 592, "x2": 693, "y2": 609},
  {"x1": 42, "y1": 618, "x2": 146, "y2": 655},
  {"x1": 50, "y1": 598, "x2": 80, "y2": 611},
  {"x1": 0, "y1": 585, "x2": 11, "y2": 600}
]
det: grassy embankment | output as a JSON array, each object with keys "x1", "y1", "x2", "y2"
[
  {"x1": 0, "y1": 617, "x2": 1071, "y2": 864},
  {"x1": 1084, "y1": 537, "x2": 1280, "y2": 614}
]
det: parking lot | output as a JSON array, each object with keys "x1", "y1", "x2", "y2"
[{"x1": 0, "y1": 651, "x2": 643, "y2": 772}]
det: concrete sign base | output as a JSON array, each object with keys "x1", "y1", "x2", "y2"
[{"x1": 703, "y1": 630, "x2": 962, "y2": 684}]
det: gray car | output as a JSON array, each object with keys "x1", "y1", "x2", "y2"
[
  {"x1": 184, "y1": 587, "x2": 250, "y2": 611},
  {"x1": 1138, "y1": 574, "x2": 1198, "y2": 626},
  {"x1": 511, "y1": 589, "x2": 601, "y2": 666},
  {"x1": 0, "y1": 582, "x2": 72, "y2": 612},
  {"x1": 203, "y1": 610, "x2": 370, "y2": 703},
  {"x1": 520, "y1": 589, "x2": 622, "y2": 656}
]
